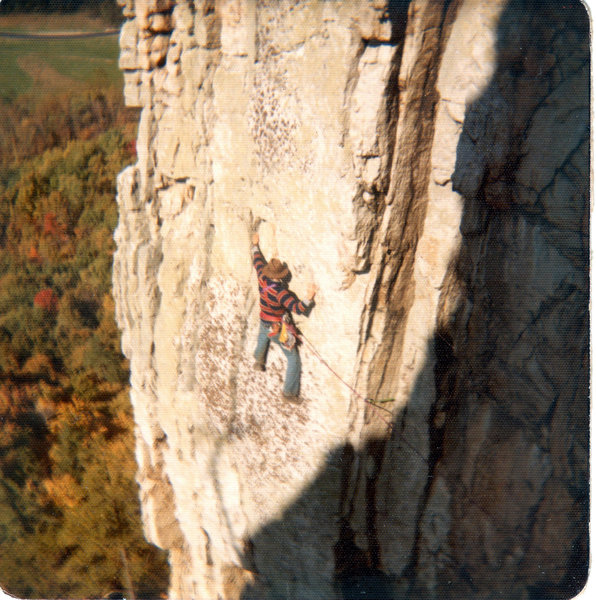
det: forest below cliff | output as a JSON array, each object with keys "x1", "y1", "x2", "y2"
[
  {"x1": 0, "y1": 11, "x2": 169, "y2": 598},
  {"x1": 0, "y1": 0, "x2": 122, "y2": 24}
]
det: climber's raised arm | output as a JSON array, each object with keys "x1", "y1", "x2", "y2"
[
  {"x1": 252, "y1": 232, "x2": 266, "y2": 277},
  {"x1": 279, "y1": 288, "x2": 313, "y2": 316}
]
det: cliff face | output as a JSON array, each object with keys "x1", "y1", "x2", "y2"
[{"x1": 113, "y1": 1, "x2": 589, "y2": 598}]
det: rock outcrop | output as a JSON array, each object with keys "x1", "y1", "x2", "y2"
[{"x1": 112, "y1": 1, "x2": 589, "y2": 598}]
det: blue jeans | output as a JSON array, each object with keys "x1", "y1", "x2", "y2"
[{"x1": 254, "y1": 320, "x2": 301, "y2": 396}]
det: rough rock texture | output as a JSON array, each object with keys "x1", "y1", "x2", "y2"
[{"x1": 112, "y1": 1, "x2": 589, "y2": 598}]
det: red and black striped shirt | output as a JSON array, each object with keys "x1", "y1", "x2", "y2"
[{"x1": 253, "y1": 248, "x2": 311, "y2": 322}]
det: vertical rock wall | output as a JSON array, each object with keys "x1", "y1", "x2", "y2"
[
  {"x1": 417, "y1": 3, "x2": 590, "y2": 598},
  {"x1": 112, "y1": 1, "x2": 589, "y2": 598}
]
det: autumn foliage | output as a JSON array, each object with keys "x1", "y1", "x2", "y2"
[
  {"x1": 34, "y1": 288, "x2": 59, "y2": 312},
  {"x1": 0, "y1": 87, "x2": 168, "y2": 598},
  {"x1": 0, "y1": 87, "x2": 137, "y2": 172}
]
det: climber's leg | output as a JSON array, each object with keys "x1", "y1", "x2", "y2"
[
  {"x1": 253, "y1": 320, "x2": 270, "y2": 369},
  {"x1": 278, "y1": 343, "x2": 301, "y2": 398}
]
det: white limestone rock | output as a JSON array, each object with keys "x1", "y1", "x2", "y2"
[{"x1": 113, "y1": 1, "x2": 589, "y2": 598}]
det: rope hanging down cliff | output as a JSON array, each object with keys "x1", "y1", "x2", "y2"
[
  {"x1": 299, "y1": 332, "x2": 396, "y2": 431},
  {"x1": 301, "y1": 332, "x2": 528, "y2": 542},
  {"x1": 248, "y1": 220, "x2": 394, "y2": 416}
]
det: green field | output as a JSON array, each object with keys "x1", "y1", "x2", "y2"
[{"x1": 0, "y1": 14, "x2": 121, "y2": 100}]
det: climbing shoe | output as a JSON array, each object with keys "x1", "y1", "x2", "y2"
[
  {"x1": 253, "y1": 361, "x2": 266, "y2": 371},
  {"x1": 282, "y1": 392, "x2": 301, "y2": 403}
]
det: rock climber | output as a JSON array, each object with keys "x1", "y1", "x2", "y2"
[{"x1": 251, "y1": 232, "x2": 317, "y2": 400}]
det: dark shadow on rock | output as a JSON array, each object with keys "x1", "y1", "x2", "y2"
[
  {"x1": 237, "y1": 438, "x2": 407, "y2": 600},
  {"x1": 238, "y1": 336, "x2": 441, "y2": 600},
  {"x1": 448, "y1": 0, "x2": 589, "y2": 598}
]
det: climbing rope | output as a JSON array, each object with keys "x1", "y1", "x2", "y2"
[
  {"x1": 301, "y1": 332, "x2": 439, "y2": 472},
  {"x1": 299, "y1": 332, "x2": 395, "y2": 430},
  {"x1": 301, "y1": 331, "x2": 533, "y2": 539}
]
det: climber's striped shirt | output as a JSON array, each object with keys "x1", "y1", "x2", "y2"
[{"x1": 253, "y1": 247, "x2": 312, "y2": 322}]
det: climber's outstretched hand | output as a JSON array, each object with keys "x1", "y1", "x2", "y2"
[
  {"x1": 252, "y1": 232, "x2": 259, "y2": 246},
  {"x1": 307, "y1": 283, "x2": 318, "y2": 301}
]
